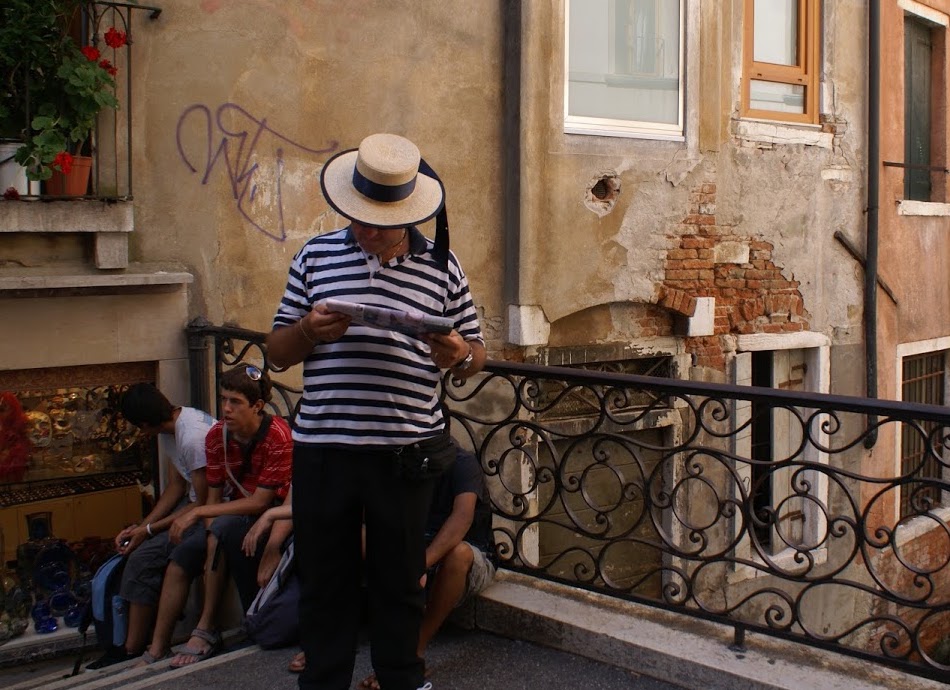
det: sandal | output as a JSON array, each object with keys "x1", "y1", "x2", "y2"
[
  {"x1": 131, "y1": 649, "x2": 173, "y2": 668},
  {"x1": 169, "y1": 628, "x2": 221, "y2": 669},
  {"x1": 288, "y1": 651, "x2": 306, "y2": 673}
]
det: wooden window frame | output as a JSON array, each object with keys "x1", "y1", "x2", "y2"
[{"x1": 741, "y1": 0, "x2": 821, "y2": 125}]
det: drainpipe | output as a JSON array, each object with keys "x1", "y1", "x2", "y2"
[
  {"x1": 502, "y1": 1, "x2": 522, "y2": 306},
  {"x1": 864, "y1": 0, "x2": 880, "y2": 449}
]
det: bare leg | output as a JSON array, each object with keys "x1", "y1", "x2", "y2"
[
  {"x1": 171, "y1": 535, "x2": 228, "y2": 666},
  {"x1": 123, "y1": 602, "x2": 155, "y2": 655},
  {"x1": 418, "y1": 543, "x2": 473, "y2": 656},
  {"x1": 140, "y1": 562, "x2": 192, "y2": 662}
]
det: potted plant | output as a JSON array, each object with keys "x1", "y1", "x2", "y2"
[{"x1": 4, "y1": 0, "x2": 127, "y2": 194}]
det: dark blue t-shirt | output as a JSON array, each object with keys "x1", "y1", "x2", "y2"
[{"x1": 426, "y1": 447, "x2": 494, "y2": 557}]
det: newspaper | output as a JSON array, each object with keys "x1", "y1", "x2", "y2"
[{"x1": 320, "y1": 298, "x2": 454, "y2": 335}]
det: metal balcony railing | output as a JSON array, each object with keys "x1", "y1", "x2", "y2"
[
  {"x1": 186, "y1": 321, "x2": 950, "y2": 682},
  {"x1": 1, "y1": 1, "x2": 161, "y2": 200}
]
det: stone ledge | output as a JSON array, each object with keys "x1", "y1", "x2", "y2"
[
  {"x1": 0, "y1": 201, "x2": 133, "y2": 234},
  {"x1": 0, "y1": 264, "x2": 193, "y2": 297},
  {"x1": 897, "y1": 200, "x2": 950, "y2": 217}
]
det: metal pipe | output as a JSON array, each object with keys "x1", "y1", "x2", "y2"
[
  {"x1": 864, "y1": 0, "x2": 880, "y2": 448},
  {"x1": 502, "y1": 0, "x2": 522, "y2": 305}
]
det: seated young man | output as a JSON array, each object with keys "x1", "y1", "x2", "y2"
[
  {"x1": 135, "y1": 364, "x2": 292, "y2": 668},
  {"x1": 89, "y1": 384, "x2": 216, "y2": 668},
  {"x1": 283, "y1": 446, "x2": 497, "y2": 682}
]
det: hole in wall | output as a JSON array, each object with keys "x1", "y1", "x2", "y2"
[{"x1": 584, "y1": 173, "x2": 621, "y2": 216}]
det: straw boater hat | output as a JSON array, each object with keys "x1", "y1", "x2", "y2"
[{"x1": 320, "y1": 133, "x2": 445, "y2": 229}]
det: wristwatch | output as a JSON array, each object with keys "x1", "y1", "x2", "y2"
[{"x1": 451, "y1": 343, "x2": 475, "y2": 372}]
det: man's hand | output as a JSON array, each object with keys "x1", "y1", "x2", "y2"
[
  {"x1": 242, "y1": 512, "x2": 274, "y2": 557},
  {"x1": 169, "y1": 511, "x2": 199, "y2": 545},
  {"x1": 257, "y1": 544, "x2": 281, "y2": 588},
  {"x1": 422, "y1": 331, "x2": 468, "y2": 369},
  {"x1": 115, "y1": 525, "x2": 146, "y2": 555},
  {"x1": 303, "y1": 304, "x2": 351, "y2": 343}
]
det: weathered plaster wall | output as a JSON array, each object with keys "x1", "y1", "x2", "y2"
[
  {"x1": 128, "y1": 0, "x2": 507, "y2": 345},
  {"x1": 514, "y1": 1, "x2": 866, "y2": 384}
]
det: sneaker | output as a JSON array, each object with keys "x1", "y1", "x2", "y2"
[
  {"x1": 417, "y1": 683, "x2": 433, "y2": 690},
  {"x1": 86, "y1": 647, "x2": 136, "y2": 669}
]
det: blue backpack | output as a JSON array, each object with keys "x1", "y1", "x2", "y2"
[{"x1": 82, "y1": 553, "x2": 129, "y2": 652}]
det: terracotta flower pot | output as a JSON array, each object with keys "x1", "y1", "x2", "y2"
[{"x1": 45, "y1": 155, "x2": 93, "y2": 196}]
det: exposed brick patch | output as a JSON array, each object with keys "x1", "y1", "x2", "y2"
[
  {"x1": 659, "y1": 181, "x2": 811, "y2": 371},
  {"x1": 657, "y1": 286, "x2": 697, "y2": 317},
  {"x1": 868, "y1": 528, "x2": 950, "y2": 662}
]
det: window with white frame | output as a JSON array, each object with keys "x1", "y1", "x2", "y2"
[
  {"x1": 565, "y1": 0, "x2": 684, "y2": 140},
  {"x1": 731, "y1": 335, "x2": 830, "y2": 569}
]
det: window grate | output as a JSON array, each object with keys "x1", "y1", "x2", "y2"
[{"x1": 900, "y1": 351, "x2": 946, "y2": 516}]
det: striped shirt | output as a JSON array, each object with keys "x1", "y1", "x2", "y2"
[{"x1": 272, "y1": 226, "x2": 483, "y2": 446}]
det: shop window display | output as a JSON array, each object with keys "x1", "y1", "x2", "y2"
[{"x1": 0, "y1": 364, "x2": 158, "y2": 644}]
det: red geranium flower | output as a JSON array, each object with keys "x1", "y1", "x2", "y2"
[
  {"x1": 99, "y1": 59, "x2": 118, "y2": 76},
  {"x1": 81, "y1": 45, "x2": 101, "y2": 61},
  {"x1": 104, "y1": 27, "x2": 127, "y2": 49},
  {"x1": 52, "y1": 151, "x2": 74, "y2": 175},
  {"x1": 3, "y1": 187, "x2": 20, "y2": 200}
]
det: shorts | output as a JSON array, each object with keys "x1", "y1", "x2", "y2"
[
  {"x1": 455, "y1": 542, "x2": 496, "y2": 607},
  {"x1": 208, "y1": 514, "x2": 260, "y2": 610},
  {"x1": 118, "y1": 521, "x2": 207, "y2": 605}
]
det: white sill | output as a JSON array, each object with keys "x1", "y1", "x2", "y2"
[
  {"x1": 729, "y1": 545, "x2": 828, "y2": 583},
  {"x1": 733, "y1": 119, "x2": 833, "y2": 149},
  {"x1": 897, "y1": 199, "x2": 950, "y2": 216},
  {"x1": 890, "y1": 506, "x2": 950, "y2": 546}
]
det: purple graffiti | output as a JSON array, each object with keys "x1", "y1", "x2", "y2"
[{"x1": 176, "y1": 103, "x2": 338, "y2": 241}]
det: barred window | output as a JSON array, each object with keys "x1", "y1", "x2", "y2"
[{"x1": 900, "y1": 351, "x2": 947, "y2": 517}]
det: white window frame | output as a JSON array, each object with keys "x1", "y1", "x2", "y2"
[
  {"x1": 728, "y1": 332, "x2": 830, "y2": 581},
  {"x1": 564, "y1": 0, "x2": 686, "y2": 141},
  {"x1": 893, "y1": 337, "x2": 950, "y2": 541}
]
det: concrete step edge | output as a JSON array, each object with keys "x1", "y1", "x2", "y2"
[
  {"x1": 6, "y1": 628, "x2": 249, "y2": 690},
  {"x1": 474, "y1": 571, "x2": 945, "y2": 690}
]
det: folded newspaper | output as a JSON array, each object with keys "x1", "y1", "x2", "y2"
[{"x1": 320, "y1": 298, "x2": 453, "y2": 335}]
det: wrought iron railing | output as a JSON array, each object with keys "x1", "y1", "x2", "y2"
[
  {"x1": 186, "y1": 318, "x2": 301, "y2": 422},
  {"x1": 186, "y1": 321, "x2": 950, "y2": 681},
  {"x1": 2, "y1": 1, "x2": 161, "y2": 199}
]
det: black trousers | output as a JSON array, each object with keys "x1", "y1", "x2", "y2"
[{"x1": 293, "y1": 444, "x2": 435, "y2": 690}]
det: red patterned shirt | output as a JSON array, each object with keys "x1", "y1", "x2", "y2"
[{"x1": 205, "y1": 414, "x2": 292, "y2": 500}]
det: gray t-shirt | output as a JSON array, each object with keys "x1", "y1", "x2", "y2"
[{"x1": 170, "y1": 407, "x2": 216, "y2": 502}]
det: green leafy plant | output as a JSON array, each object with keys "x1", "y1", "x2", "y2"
[{"x1": 5, "y1": 1, "x2": 127, "y2": 182}]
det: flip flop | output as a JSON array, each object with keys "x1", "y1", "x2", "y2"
[
  {"x1": 359, "y1": 671, "x2": 380, "y2": 690},
  {"x1": 169, "y1": 628, "x2": 221, "y2": 669},
  {"x1": 288, "y1": 651, "x2": 306, "y2": 673},
  {"x1": 360, "y1": 667, "x2": 429, "y2": 689}
]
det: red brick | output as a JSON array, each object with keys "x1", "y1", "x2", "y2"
[
  {"x1": 666, "y1": 269, "x2": 700, "y2": 280},
  {"x1": 667, "y1": 248, "x2": 698, "y2": 260},
  {"x1": 681, "y1": 237, "x2": 715, "y2": 249}
]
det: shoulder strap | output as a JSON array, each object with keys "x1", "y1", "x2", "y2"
[{"x1": 222, "y1": 425, "x2": 253, "y2": 499}]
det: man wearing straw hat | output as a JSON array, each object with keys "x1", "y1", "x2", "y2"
[{"x1": 268, "y1": 133, "x2": 486, "y2": 690}]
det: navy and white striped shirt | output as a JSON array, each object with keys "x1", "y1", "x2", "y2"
[{"x1": 273, "y1": 226, "x2": 483, "y2": 446}]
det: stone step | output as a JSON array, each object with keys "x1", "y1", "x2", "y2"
[{"x1": 474, "y1": 570, "x2": 946, "y2": 690}]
